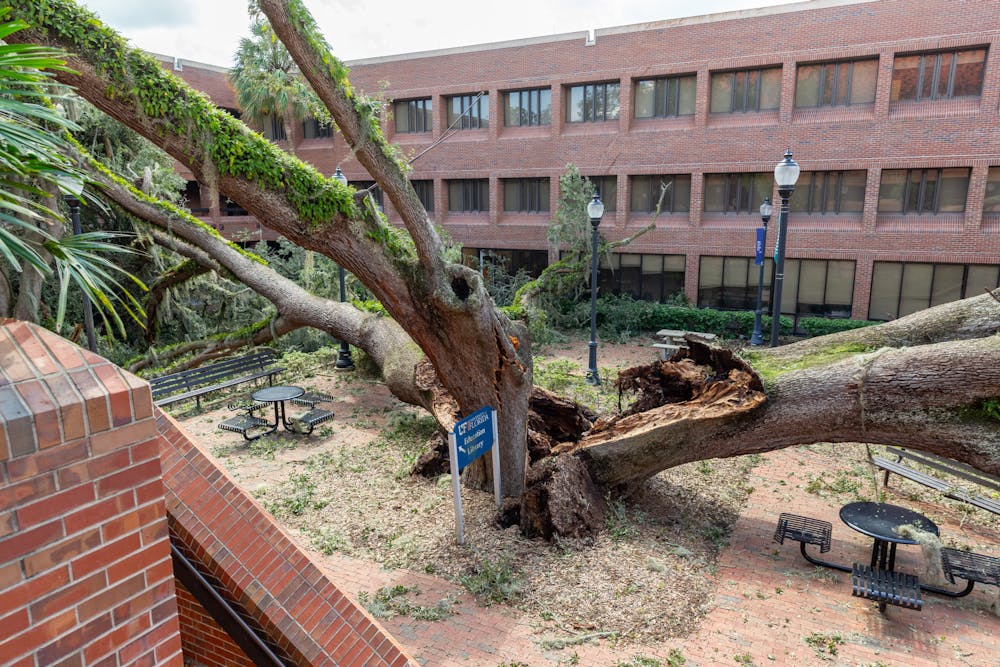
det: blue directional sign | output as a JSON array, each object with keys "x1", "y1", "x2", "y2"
[
  {"x1": 754, "y1": 227, "x2": 765, "y2": 265},
  {"x1": 453, "y1": 406, "x2": 495, "y2": 471}
]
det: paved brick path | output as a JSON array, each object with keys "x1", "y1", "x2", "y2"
[{"x1": 321, "y1": 446, "x2": 999, "y2": 666}]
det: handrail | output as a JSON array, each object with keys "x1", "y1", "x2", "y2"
[{"x1": 170, "y1": 542, "x2": 286, "y2": 667}]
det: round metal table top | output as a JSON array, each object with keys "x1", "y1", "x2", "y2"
[
  {"x1": 839, "y1": 501, "x2": 939, "y2": 544},
  {"x1": 251, "y1": 385, "x2": 304, "y2": 403}
]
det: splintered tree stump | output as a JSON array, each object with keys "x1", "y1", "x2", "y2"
[{"x1": 520, "y1": 454, "x2": 605, "y2": 540}]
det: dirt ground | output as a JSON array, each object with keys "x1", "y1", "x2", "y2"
[{"x1": 173, "y1": 334, "x2": 1000, "y2": 654}]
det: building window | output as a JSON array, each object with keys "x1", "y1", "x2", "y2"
[
  {"x1": 890, "y1": 48, "x2": 986, "y2": 102},
  {"x1": 698, "y1": 256, "x2": 854, "y2": 319},
  {"x1": 260, "y1": 113, "x2": 286, "y2": 141},
  {"x1": 704, "y1": 173, "x2": 773, "y2": 214},
  {"x1": 503, "y1": 178, "x2": 549, "y2": 213},
  {"x1": 791, "y1": 171, "x2": 867, "y2": 214},
  {"x1": 447, "y1": 93, "x2": 488, "y2": 129},
  {"x1": 566, "y1": 82, "x2": 620, "y2": 123},
  {"x1": 462, "y1": 248, "x2": 549, "y2": 279},
  {"x1": 710, "y1": 67, "x2": 782, "y2": 113},
  {"x1": 353, "y1": 181, "x2": 383, "y2": 210},
  {"x1": 504, "y1": 88, "x2": 551, "y2": 126},
  {"x1": 985, "y1": 167, "x2": 1000, "y2": 215},
  {"x1": 794, "y1": 58, "x2": 877, "y2": 108},
  {"x1": 869, "y1": 262, "x2": 1000, "y2": 321},
  {"x1": 634, "y1": 75, "x2": 697, "y2": 118},
  {"x1": 877, "y1": 168, "x2": 970, "y2": 214},
  {"x1": 394, "y1": 98, "x2": 432, "y2": 133},
  {"x1": 629, "y1": 175, "x2": 692, "y2": 213},
  {"x1": 587, "y1": 176, "x2": 617, "y2": 212},
  {"x1": 302, "y1": 117, "x2": 332, "y2": 139},
  {"x1": 411, "y1": 180, "x2": 433, "y2": 211},
  {"x1": 698, "y1": 256, "x2": 773, "y2": 311},
  {"x1": 599, "y1": 253, "x2": 686, "y2": 303},
  {"x1": 448, "y1": 179, "x2": 489, "y2": 212}
]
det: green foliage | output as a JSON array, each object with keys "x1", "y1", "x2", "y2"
[
  {"x1": 357, "y1": 585, "x2": 456, "y2": 621},
  {"x1": 262, "y1": 473, "x2": 328, "y2": 517},
  {"x1": 799, "y1": 316, "x2": 878, "y2": 337},
  {"x1": 982, "y1": 398, "x2": 1000, "y2": 422},
  {"x1": 309, "y1": 527, "x2": 349, "y2": 555},
  {"x1": 460, "y1": 557, "x2": 525, "y2": 606},
  {"x1": 592, "y1": 294, "x2": 791, "y2": 341},
  {"x1": 548, "y1": 163, "x2": 597, "y2": 256},
  {"x1": 804, "y1": 632, "x2": 843, "y2": 659},
  {"x1": 605, "y1": 496, "x2": 640, "y2": 543},
  {"x1": 615, "y1": 657, "x2": 664, "y2": 667},
  {"x1": 476, "y1": 251, "x2": 535, "y2": 307}
]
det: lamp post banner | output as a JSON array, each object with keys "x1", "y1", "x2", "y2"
[{"x1": 755, "y1": 227, "x2": 765, "y2": 265}]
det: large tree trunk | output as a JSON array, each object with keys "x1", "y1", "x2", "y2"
[
  {"x1": 12, "y1": 2, "x2": 1000, "y2": 532},
  {"x1": 10, "y1": 0, "x2": 531, "y2": 497}
]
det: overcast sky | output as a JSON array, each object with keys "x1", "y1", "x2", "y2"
[{"x1": 80, "y1": 0, "x2": 807, "y2": 67}]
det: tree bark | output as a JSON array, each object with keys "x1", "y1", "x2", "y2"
[{"x1": 11, "y1": 1, "x2": 1000, "y2": 521}]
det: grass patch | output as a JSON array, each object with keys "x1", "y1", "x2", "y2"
[
  {"x1": 357, "y1": 584, "x2": 456, "y2": 621},
  {"x1": 260, "y1": 473, "x2": 327, "y2": 518},
  {"x1": 804, "y1": 631, "x2": 844, "y2": 659},
  {"x1": 460, "y1": 556, "x2": 525, "y2": 606}
]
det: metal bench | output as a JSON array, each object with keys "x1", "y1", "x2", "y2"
[
  {"x1": 290, "y1": 391, "x2": 334, "y2": 408},
  {"x1": 773, "y1": 513, "x2": 848, "y2": 571},
  {"x1": 218, "y1": 413, "x2": 271, "y2": 441},
  {"x1": 851, "y1": 563, "x2": 922, "y2": 610},
  {"x1": 872, "y1": 446, "x2": 1000, "y2": 515},
  {"x1": 939, "y1": 547, "x2": 1000, "y2": 598},
  {"x1": 150, "y1": 350, "x2": 284, "y2": 409},
  {"x1": 292, "y1": 408, "x2": 334, "y2": 434}
]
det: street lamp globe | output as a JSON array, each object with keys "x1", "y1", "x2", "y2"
[
  {"x1": 774, "y1": 150, "x2": 800, "y2": 193},
  {"x1": 332, "y1": 166, "x2": 348, "y2": 186},
  {"x1": 587, "y1": 193, "x2": 605, "y2": 223},
  {"x1": 759, "y1": 198, "x2": 773, "y2": 222}
]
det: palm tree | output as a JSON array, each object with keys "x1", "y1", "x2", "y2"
[
  {"x1": 228, "y1": 19, "x2": 318, "y2": 142},
  {"x1": 0, "y1": 13, "x2": 144, "y2": 338}
]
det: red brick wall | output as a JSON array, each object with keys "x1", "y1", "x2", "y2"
[
  {"x1": 0, "y1": 320, "x2": 182, "y2": 667},
  {"x1": 173, "y1": 578, "x2": 254, "y2": 667},
  {"x1": 165, "y1": 0, "x2": 1000, "y2": 316},
  {"x1": 158, "y1": 414, "x2": 416, "y2": 666}
]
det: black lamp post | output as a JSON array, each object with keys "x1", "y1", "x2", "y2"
[
  {"x1": 331, "y1": 167, "x2": 355, "y2": 370},
  {"x1": 750, "y1": 197, "x2": 772, "y2": 346},
  {"x1": 769, "y1": 150, "x2": 800, "y2": 347},
  {"x1": 585, "y1": 193, "x2": 605, "y2": 385},
  {"x1": 64, "y1": 196, "x2": 97, "y2": 353}
]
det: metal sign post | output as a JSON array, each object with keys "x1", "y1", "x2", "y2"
[{"x1": 449, "y1": 406, "x2": 501, "y2": 544}]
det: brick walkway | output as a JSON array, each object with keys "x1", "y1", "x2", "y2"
[{"x1": 320, "y1": 446, "x2": 999, "y2": 666}]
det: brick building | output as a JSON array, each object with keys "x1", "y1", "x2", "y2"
[{"x1": 165, "y1": 0, "x2": 1000, "y2": 324}]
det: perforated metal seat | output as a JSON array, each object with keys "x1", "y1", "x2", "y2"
[
  {"x1": 852, "y1": 563, "x2": 922, "y2": 610},
  {"x1": 773, "y1": 513, "x2": 833, "y2": 553}
]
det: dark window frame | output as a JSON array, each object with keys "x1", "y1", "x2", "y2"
[
  {"x1": 891, "y1": 47, "x2": 987, "y2": 101},
  {"x1": 503, "y1": 88, "x2": 551, "y2": 127},
  {"x1": 794, "y1": 58, "x2": 878, "y2": 108},
  {"x1": 793, "y1": 171, "x2": 867, "y2": 214},
  {"x1": 704, "y1": 173, "x2": 773, "y2": 214},
  {"x1": 302, "y1": 117, "x2": 332, "y2": 139},
  {"x1": 878, "y1": 168, "x2": 970, "y2": 214},
  {"x1": 633, "y1": 74, "x2": 697, "y2": 118},
  {"x1": 448, "y1": 179, "x2": 490, "y2": 213},
  {"x1": 394, "y1": 97, "x2": 432, "y2": 133},
  {"x1": 710, "y1": 67, "x2": 782, "y2": 113},
  {"x1": 503, "y1": 178, "x2": 550, "y2": 213},
  {"x1": 566, "y1": 81, "x2": 621, "y2": 123},
  {"x1": 586, "y1": 176, "x2": 617, "y2": 213},
  {"x1": 447, "y1": 93, "x2": 489, "y2": 129},
  {"x1": 869, "y1": 261, "x2": 1000, "y2": 320},
  {"x1": 411, "y1": 180, "x2": 434, "y2": 211},
  {"x1": 629, "y1": 174, "x2": 692, "y2": 213},
  {"x1": 597, "y1": 252, "x2": 686, "y2": 304}
]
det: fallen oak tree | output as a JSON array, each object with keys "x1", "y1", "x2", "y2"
[{"x1": 10, "y1": 0, "x2": 1000, "y2": 540}]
